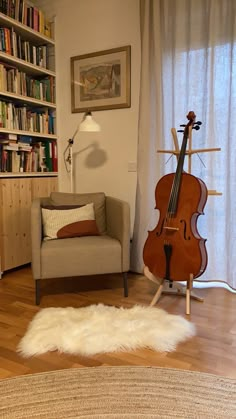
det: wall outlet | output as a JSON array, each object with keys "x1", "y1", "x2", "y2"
[{"x1": 128, "y1": 161, "x2": 137, "y2": 172}]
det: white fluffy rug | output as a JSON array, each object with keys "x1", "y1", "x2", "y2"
[{"x1": 17, "y1": 304, "x2": 195, "y2": 357}]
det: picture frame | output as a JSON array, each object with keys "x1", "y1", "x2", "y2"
[{"x1": 71, "y1": 45, "x2": 131, "y2": 113}]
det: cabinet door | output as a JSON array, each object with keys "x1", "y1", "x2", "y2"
[
  {"x1": 0, "y1": 177, "x2": 58, "y2": 273},
  {"x1": 0, "y1": 178, "x2": 32, "y2": 271},
  {"x1": 31, "y1": 177, "x2": 58, "y2": 199}
]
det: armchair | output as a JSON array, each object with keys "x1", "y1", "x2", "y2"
[{"x1": 31, "y1": 191, "x2": 130, "y2": 304}]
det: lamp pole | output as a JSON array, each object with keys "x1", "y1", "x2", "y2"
[{"x1": 68, "y1": 139, "x2": 74, "y2": 193}]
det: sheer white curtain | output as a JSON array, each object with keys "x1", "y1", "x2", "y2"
[{"x1": 131, "y1": 0, "x2": 236, "y2": 290}]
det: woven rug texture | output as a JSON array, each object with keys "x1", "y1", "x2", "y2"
[{"x1": 0, "y1": 366, "x2": 235, "y2": 418}]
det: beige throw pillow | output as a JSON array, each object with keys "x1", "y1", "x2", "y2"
[{"x1": 42, "y1": 203, "x2": 99, "y2": 240}]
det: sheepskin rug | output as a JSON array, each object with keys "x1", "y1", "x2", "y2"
[{"x1": 17, "y1": 304, "x2": 195, "y2": 357}]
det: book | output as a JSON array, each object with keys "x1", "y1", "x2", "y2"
[
  {"x1": 44, "y1": 139, "x2": 52, "y2": 171},
  {"x1": 51, "y1": 140, "x2": 57, "y2": 172}
]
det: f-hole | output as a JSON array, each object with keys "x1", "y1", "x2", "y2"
[
  {"x1": 156, "y1": 219, "x2": 164, "y2": 236},
  {"x1": 180, "y1": 219, "x2": 191, "y2": 240}
]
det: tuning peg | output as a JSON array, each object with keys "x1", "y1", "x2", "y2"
[
  {"x1": 180, "y1": 124, "x2": 186, "y2": 127},
  {"x1": 177, "y1": 129, "x2": 184, "y2": 133},
  {"x1": 195, "y1": 121, "x2": 202, "y2": 125},
  {"x1": 193, "y1": 125, "x2": 200, "y2": 130}
]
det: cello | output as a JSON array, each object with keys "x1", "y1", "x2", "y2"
[{"x1": 143, "y1": 111, "x2": 208, "y2": 287}]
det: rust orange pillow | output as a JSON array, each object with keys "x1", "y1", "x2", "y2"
[{"x1": 41, "y1": 203, "x2": 100, "y2": 240}]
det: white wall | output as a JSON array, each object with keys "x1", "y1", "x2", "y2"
[{"x1": 34, "y1": 0, "x2": 140, "y2": 232}]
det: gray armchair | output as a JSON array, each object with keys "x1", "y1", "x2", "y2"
[{"x1": 31, "y1": 191, "x2": 130, "y2": 304}]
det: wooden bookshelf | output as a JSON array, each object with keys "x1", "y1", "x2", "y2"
[
  {"x1": 0, "y1": 5, "x2": 58, "y2": 274},
  {"x1": 0, "y1": 171, "x2": 58, "y2": 177},
  {"x1": 0, "y1": 12, "x2": 55, "y2": 45},
  {"x1": 0, "y1": 90, "x2": 56, "y2": 109},
  {"x1": 0, "y1": 51, "x2": 56, "y2": 76},
  {"x1": 0, "y1": 127, "x2": 56, "y2": 138},
  {"x1": 0, "y1": 9, "x2": 57, "y2": 174}
]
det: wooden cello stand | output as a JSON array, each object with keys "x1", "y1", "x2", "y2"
[
  {"x1": 144, "y1": 266, "x2": 203, "y2": 315},
  {"x1": 158, "y1": 127, "x2": 222, "y2": 196}
]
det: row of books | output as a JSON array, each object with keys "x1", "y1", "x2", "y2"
[
  {"x1": 0, "y1": 27, "x2": 48, "y2": 68},
  {"x1": 0, "y1": 136, "x2": 57, "y2": 172},
  {"x1": 0, "y1": 63, "x2": 55, "y2": 102},
  {"x1": 0, "y1": 100, "x2": 55, "y2": 134},
  {"x1": 0, "y1": 0, "x2": 51, "y2": 38}
]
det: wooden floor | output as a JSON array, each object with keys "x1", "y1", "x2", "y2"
[{"x1": 0, "y1": 266, "x2": 235, "y2": 380}]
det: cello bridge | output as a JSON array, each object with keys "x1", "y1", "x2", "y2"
[{"x1": 163, "y1": 226, "x2": 179, "y2": 231}]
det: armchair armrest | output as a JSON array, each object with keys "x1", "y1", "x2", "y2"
[
  {"x1": 105, "y1": 196, "x2": 130, "y2": 272},
  {"x1": 31, "y1": 197, "x2": 51, "y2": 280}
]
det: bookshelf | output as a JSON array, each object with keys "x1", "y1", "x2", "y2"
[
  {"x1": 0, "y1": 7, "x2": 57, "y2": 176},
  {"x1": 0, "y1": 3, "x2": 58, "y2": 275}
]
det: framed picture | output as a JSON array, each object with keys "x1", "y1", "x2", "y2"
[{"x1": 71, "y1": 45, "x2": 131, "y2": 113}]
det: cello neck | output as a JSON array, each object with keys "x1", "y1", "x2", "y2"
[{"x1": 167, "y1": 113, "x2": 195, "y2": 215}]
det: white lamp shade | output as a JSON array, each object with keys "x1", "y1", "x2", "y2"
[{"x1": 79, "y1": 111, "x2": 101, "y2": 132}]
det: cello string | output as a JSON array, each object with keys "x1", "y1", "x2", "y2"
[
  {"x1": 166, "y1": 121, "x2": 191, "y2": 231},
  {"x1": 164, "y1": 117, "x2": 193, "y2": 246},
  {"x1": 171, "y1": 121, "x2": 191, "y2": 213}
]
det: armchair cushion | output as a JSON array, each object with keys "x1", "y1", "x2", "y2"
[
  {"x1": 40, "y1": 235, "x2": 122, "y2": 278},
  {"x1": 41, "y1": 203, "x2": 99, "y2": 240}
]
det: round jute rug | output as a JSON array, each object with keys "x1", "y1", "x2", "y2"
[{"x1": 0, "y1": 366, "x2": 235, "y2": 418}]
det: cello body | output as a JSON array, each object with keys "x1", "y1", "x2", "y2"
[
  {"x1": 143, "y1": 112, "x2": 208, "y2": 282},
  {"x1": 143, "y1": 172, "x2": 208, "y2": 281}
]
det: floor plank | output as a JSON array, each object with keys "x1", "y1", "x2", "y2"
[{"x1": 0, "y1": 266, "x2": 235, "y2": 379}]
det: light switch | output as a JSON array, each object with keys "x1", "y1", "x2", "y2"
[{"x1": 128, "y1": 161, "x2": 137, "y2": 172}]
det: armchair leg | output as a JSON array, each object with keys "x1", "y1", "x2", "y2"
[
  {"x1": 123, "y1": 272, "x2": 128, "y2": 297},
  {"x1": 36, "y1": 279, "x2": 40, "y2": 305}
]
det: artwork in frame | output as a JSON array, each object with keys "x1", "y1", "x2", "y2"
[{"x1": 71, "y1": 45, "x2": 131, "y2": 113}]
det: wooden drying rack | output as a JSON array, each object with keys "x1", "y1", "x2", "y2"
[{"x1": 144, "y1": 125, "x2": 222, "y2": 314}]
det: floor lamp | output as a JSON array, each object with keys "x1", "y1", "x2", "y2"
[{"x1": 64, "y1": 111, "x2": 101, "y2": 192}]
